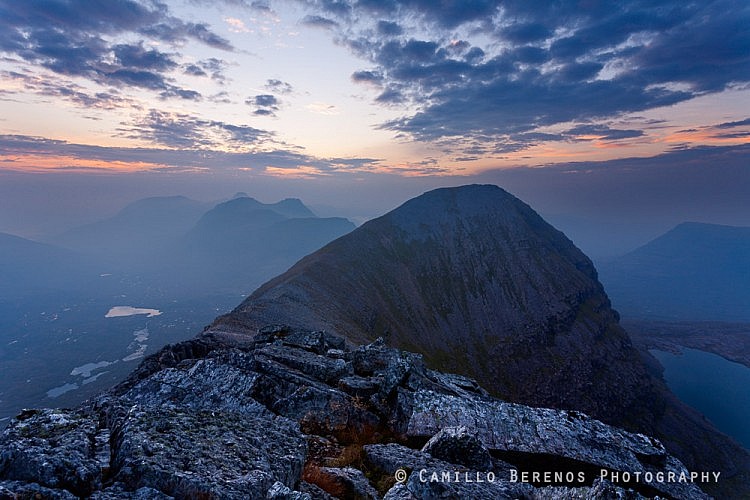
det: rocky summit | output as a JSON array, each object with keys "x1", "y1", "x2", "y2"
[{"x1": 0, "y1": 328, "x2": 710, "y2": 499}]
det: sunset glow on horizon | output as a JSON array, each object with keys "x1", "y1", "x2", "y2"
[
  {"x1": 1, "y1": 0, "x2": 748, "y2": 179},
  {"x1": 0, "y1": 0, "x2": 748, "y2": 246}
]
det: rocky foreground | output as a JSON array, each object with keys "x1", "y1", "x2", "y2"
[{"x1": 1, "y1": 327, "x2": 709, "y2": 499}]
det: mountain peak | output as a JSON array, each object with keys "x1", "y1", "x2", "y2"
[{"x1": 209, "y1": 184, "x2": 648, "y2": 427}]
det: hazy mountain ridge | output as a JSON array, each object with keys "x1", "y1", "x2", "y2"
[
  {"x1": 51, "y1": 196, "x2": 208, "y2": 261},
  {"x1": 0, "y1": 232, "x2": 97, "y2": 295},
  {"x1": 599, "y1": 222, "x2": 750, "y2": 322},
  {"x1": 0, "y1": 194, "x2": 355, "y2": 426}
]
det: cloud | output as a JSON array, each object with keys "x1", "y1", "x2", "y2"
[
  {"x1": 376, "y1": 20, "x2": 402, "y2": 36},
  {"x1": 0, "y1": 133, "x2": 389, "y2": 178},
  {"x1": 265, "y1": 79, "x2": 294, "y2": 94},
  {"x1": 1, "y1": 70, "x2": 140, "y2": 110},
  {"x1": 564, "y1": 124, "x2": 645, "y2": 142},
  {"x1": 188, "y1": 58, "x2": 228, "y2": 83},
  {"x1": 306, "y1": 102, "x2": 339, "y2": 115},
  {"x1": 301, "y1": 15, "x2": 339, "y2": 29},
  {"x1": 351, "y1": 70, "x2": 383, "y2": 85},
  {"x1": 295, "y1": 0, "x2": 750, "y2": 148},
  {"x1": 225, "y1": 17, "x2": 251, "y2": 33},
  {"x1": 119, "y1": 110, "x2": 274, "y2": 149},
  {"x1": 247, "y1": 94, "x2": 280, "y2": 116},
  {"x1": 0, "y1": 0, "x2": 232, "y2": 99},
  {"x1": 716, "y1": 118, "x2": 750, "y2": 129}
]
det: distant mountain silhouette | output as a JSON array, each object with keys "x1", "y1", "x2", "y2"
[
  {"x1": 181, "y1": 197, "x2": 354, "y2": 278},
  {"x1": 599, "y1": 222, "x2": 750, "y2": 321},
  {"x1": 0, "y1": 232, "x2": 94, "y2": 295},
  {"x1": 48, "y1": 194, "x2": 354, "y2": 291},
  {"x1": 207, "y1": 185, "x2": 750, "y2": 495},
  {"x1": 52, "y1": 195, "x2": 207, "y2": 264}
]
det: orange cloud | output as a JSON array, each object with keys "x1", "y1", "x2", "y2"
[{"x1": 0, "y1": 154, "x2": 172, "y2": 173}]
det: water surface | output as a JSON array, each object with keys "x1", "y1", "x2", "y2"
[
  {"x1": 652, "y1": 347, "x2": 750, "y2": 449},
  {"x1": 105, "y1": 306, "x2": 162, "y2": 318}
]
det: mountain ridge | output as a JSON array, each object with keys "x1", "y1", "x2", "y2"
[
  {"x1": 599, "y1": 221, "x2": 750, "y2": 321},
  {"x1": 209, "y1": 185, "x2": 657, "y2": 427}
]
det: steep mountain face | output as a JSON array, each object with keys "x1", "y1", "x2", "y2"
[
  {"x1": 0, "y1": 329, "x2": 710, "y2": 499},
  {"x1": 210, "y1": 185, "x2": 658, "y2": 429},
  {"x1": 598, "y1": 222, "x2": 750, "y2": 322},
  {"x1": 207, "y1": 185, "x2": 750, "y2": 496}
]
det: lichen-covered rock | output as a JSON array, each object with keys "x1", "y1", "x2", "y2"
[
  {"x1": 404, "y1": 389, "x2": 707, "y2": 499},
  {"x1": 89, "y1": 483, "x2": 174, "y2": 499},
  {"x1": 267, "y1": 480, "x2": 312, "y2": 499},
  {"x1": 0, "y1": 409, "x2": 102, "y2": 496},
  {"x1": 109, "y1": 405, "x2": 306, "y2": 499},
  {"x1": 384, "y1": 466, "x2": 534, "y2": 500},
  {"x1": 305, "y1": 467, "x2": 379, "y2": 500},
  {"x1": 118, "y1": 351, "x2": 268, "y2": 417},
  {"x1": 0, "y1": 480, "x2": 78, "y2": 499},
  {"x1": 298, "y1": 480, "x2": 337, "y2": 500},
  {"x1": 421, "y1": 425, "x2": 493, "y2": 470},
  {"x1": 532, "y1": 478, "x2": 647, "y2": 499}
]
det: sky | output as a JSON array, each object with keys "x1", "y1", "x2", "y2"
[{"x1": 0, "y1": 0, "x2": 748, "y2": 255}]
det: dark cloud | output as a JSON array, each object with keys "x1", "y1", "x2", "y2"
[
  {"x1": 347, "y1": 0, "x2": 499, "y2": 29},
  {"x1": 301, "y1": 15, "x2": 339, "y2": 29},
  {"x1": 250, "y1": 1, "x2": 273, "y2": 12},
  {"x1": 1, "y1": 70, "x2": 139, "y2": 109},
  {"x1": 381, "y1": 75, "x2": 689, "y2": 141},
  {"x1": 247, "y1": 94, "x2": 280, "y2": 116},
  {"x1": 351, "y1": 70, "x2": 383, "y2": 85},
  {"x1": 120, "y1": 110, "x2": 273, "y2": 149},
  {"x1": 0, "y1": 133, "x2": 388, "y2": 178},
  {"x1": 186, "y1": 58, "x2": 228, "y2": 83},
  {"x1": 265, "y1": 79, "x2": 294, "y2": 94},
  {"x1": 716, "y1": 118, "x2": 750, "y2": 129},
  {"x1": 565, "y1": 124, "x2": 645, "y2": 142},
  {"x1": 375, "y1": 87, "x2": 405, "y2": 104},
  {"x1": 254, "y1": 94, "x2": 279, "y2": 107},
  {"x1": 376, "y1": 20, "x2": 402, "y2": 36},
  {"x1": 713, "y1": 131, "x2": 750, "y2": 139},
  {"x1": 501, "y1": 22, "x2": 552, "y2": 44},
  {"x1": 209, "y1": 91, "x2": 232, "y2": 104},
  {"x1": 297, "y1": 0, "x2": 750, "y2": 147},
  {"x1": 113, "y1": 42, "x2": 177, "y2": 71},
  {"x1": 185, "y1": 22, "x2": 233, "y2": 50},
  {"x1": 0, "y1": 0, "x2": 231, "y2": 99},
  {"x1": 184, "y1": 64, "x2": 207, "y2": 77}
]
